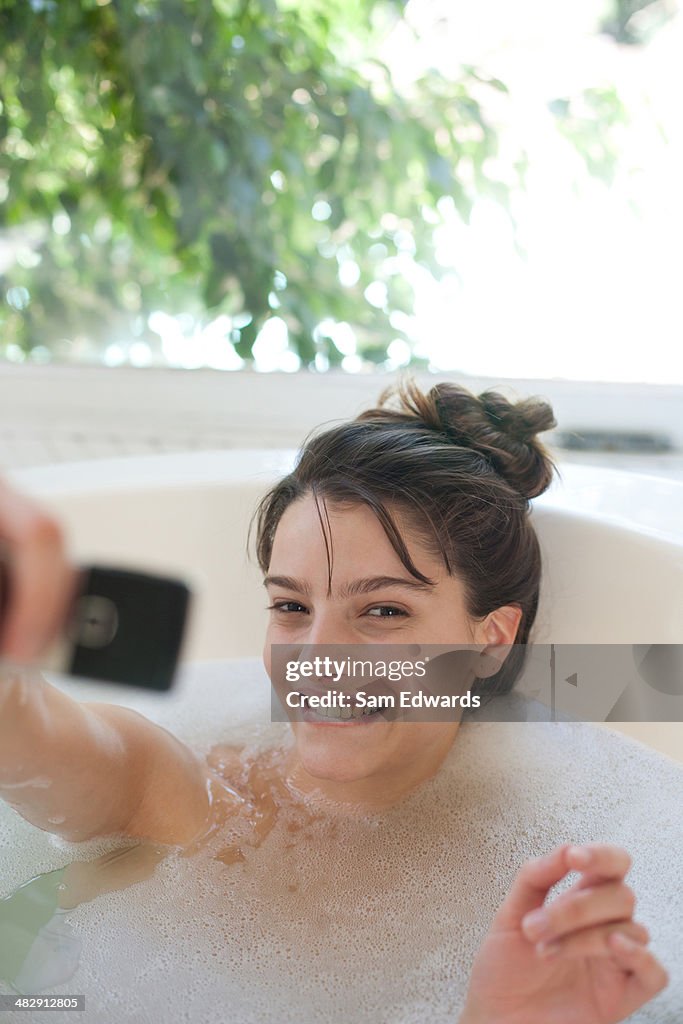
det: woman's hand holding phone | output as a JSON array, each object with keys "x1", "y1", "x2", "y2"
[
  {"x1": 0, "y1": 476, "x2": 192, "y2": 690},
  {"x1": 0, "y1": 476, "x2": 206, "y2": 845}
]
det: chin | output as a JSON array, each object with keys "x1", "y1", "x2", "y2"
[
  {"x1": 294, "y1": 727, "x2": 380, "y2": 783},
  {"x1": 300, "y1": 758, "x2": 369, "y2": 784}
]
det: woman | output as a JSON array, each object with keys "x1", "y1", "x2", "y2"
[{"x1": 0, "y1": 378, "x2": 670, "y2": 1022}]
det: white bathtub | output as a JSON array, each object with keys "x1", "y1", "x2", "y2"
[
  {"x1": 1, "y1": 451, "x2": 683, "y2": 1024},
  {"x1": 7, "y1": 450, "x2": 683, "y2": 757}
]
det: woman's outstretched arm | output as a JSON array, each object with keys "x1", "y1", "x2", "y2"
[
  {"x1": 0, "y1": 475, "x2": 212, "y2": 848},
  {"x1": 0, "y1": 669, "x2": 211, "y2": 845}
]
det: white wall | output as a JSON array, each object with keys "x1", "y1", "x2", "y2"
[{"x1": 1, "y1": 364, "x2": 682, "y2": 475}]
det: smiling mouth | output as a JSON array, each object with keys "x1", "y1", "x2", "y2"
[
  {"x1": 302, "y1": 703, "x2": 386, "y2": 724},
  {"x1": 293, "y1": 681, "x2": 392, "y2": 725}
]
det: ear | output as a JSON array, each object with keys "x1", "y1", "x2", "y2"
[
  {"x1": 479, "y1": 604, "x2": 523, "y2": 645},
  {"x1": 473, "y1": 604, "x2": 523, "y2": 679}
]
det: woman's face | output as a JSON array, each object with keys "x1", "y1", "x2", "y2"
[{"x1": 262, "y1": 493, "x2": 522, "y2": 805}]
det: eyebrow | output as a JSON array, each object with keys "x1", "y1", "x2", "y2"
[{"x1": 263, "y1": 574, "x2": 434, "y2": 598}]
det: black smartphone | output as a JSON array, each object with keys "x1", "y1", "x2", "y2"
[{"x1": 0, "y1": 563, "x2": 192, "y2": 691}]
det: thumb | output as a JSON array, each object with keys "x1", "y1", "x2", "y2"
[{"x1": 492, "y1": 844, "x2": 572, "y2": 930}]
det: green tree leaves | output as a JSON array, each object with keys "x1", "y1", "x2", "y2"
[{"x1": 0, "y1": 0, "x2": 520, "y2": 365}]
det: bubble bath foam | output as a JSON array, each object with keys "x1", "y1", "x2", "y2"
[{"x1": 0, "y1": 660, "x2": 681, "y2": 1024}]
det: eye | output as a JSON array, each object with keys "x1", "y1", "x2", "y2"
[
  {"x1": 365, "y1": 605, "x2": 408, "y2": 618},
  {"x1": 267, "y1": 601, "x2": 309, "y2": 615}
]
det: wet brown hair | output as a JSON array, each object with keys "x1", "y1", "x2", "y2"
[{"x1": 252, "y1": 377, "x2": 560, "y2": 697}]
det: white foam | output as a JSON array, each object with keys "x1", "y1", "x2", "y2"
[{"x1": 1, "y1": 659, "x2": 681, "y2": 1023}]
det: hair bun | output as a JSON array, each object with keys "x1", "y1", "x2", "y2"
[
  {"x1": 364, "y1": 377, "x2": 559, "y2": 501},
  {"x1": 433, "y1": 382, "x2": 558, "y2": 500},
  {"x1": 479, "y1": 390, "x2": 557, "y2": 445}
]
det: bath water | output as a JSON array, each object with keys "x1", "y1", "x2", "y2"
[{"x1": 0, "y1": 660, "x2": 681, "y2": 1023}]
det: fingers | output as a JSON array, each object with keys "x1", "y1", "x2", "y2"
[
  {"x1": 492, "y1": 842, "x2": 669, "y2": 1015},
  {"x1": 522, "y1": 879, "x2": 636, "y2": 945},
  {"x1": 493, "y1": 843, "x2": 574, "y2": 928},
  {"x1": 607, "y1": 932, "x2": 670, "y2": 1000},
  {"x1": 515, "y1": 842, "x2": 669, "y2": 1005},
  {"x1": 496, "y1": 843, "x2": 632, "y2": 932},
  {"x1": 535, "y1": 919, "x2": 649, "y2": 960},
  {"x1": 565, "y1": 843, "x2": 631, "y2": 886},
  {"x1": 0, "y1": 482, "x2": 77, "y2": 662},
  {"x1": 534, "y1": 922, "x2": 670, "y2": 1011}
]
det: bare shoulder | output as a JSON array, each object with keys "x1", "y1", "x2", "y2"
[{"x1": 84, "y1": 701, "x2": 214, "y2": 848}]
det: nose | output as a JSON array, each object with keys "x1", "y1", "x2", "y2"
[
  {"x1": 297, "y1": 615, "x2": 369, "y2": 697},
  {"x1": 299, "y1": 608, "x2": 358, "y2": 650}
]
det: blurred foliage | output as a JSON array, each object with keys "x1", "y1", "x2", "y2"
[
  {"x1": 601, "y1": 0, "x2": 676, "y2": 44},
  {"x1": 0, "y1": 0, "x2": 513, "y2": 367},
  {"x1": 0, "y1": 0, "x2": 673, "y2": 368},
  {"x1": 547, "y1": 0, "x2": 674, "y2": 187},
  {"x1": 547, "y1": 87, "x2": 630, "y2": 186}
]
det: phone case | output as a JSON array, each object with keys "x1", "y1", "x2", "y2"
[{"x1": 0, "y1": 561, "x2": 192, "y2": 691}]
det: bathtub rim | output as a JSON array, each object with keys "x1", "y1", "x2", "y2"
[{"x1": 6, "y1": 448, "x2": 683, "y2": 547}]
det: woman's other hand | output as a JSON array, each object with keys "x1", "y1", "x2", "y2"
[
  {"x1": 461, "y1": 843, "x2": 669, "y2": 1024},
  {"x1": 0, "y1": 477, "x2": 78, "y2": 663}
]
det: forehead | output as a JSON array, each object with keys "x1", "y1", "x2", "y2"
[{"x1": 268, "y1": 493, "x2": 441, "y2": 577}]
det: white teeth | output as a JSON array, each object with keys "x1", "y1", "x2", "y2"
[
  {"x1": 303, "y1": 700, "x2": 382, "y2": 721},
  {"x1": 312, "y1": 704, "x2": 343, "y2": 719},
  {"x1": 305, "y1": 700, "x2": 385, "y2": 724}
]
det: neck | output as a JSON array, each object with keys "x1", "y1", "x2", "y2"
[{"x1": 282, "y1": 723, "x2": 461, "y2": 812}]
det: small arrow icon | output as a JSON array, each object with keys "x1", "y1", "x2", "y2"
[{"x1": 565, "y1": 672, "x2": 578, "y2": 687}]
